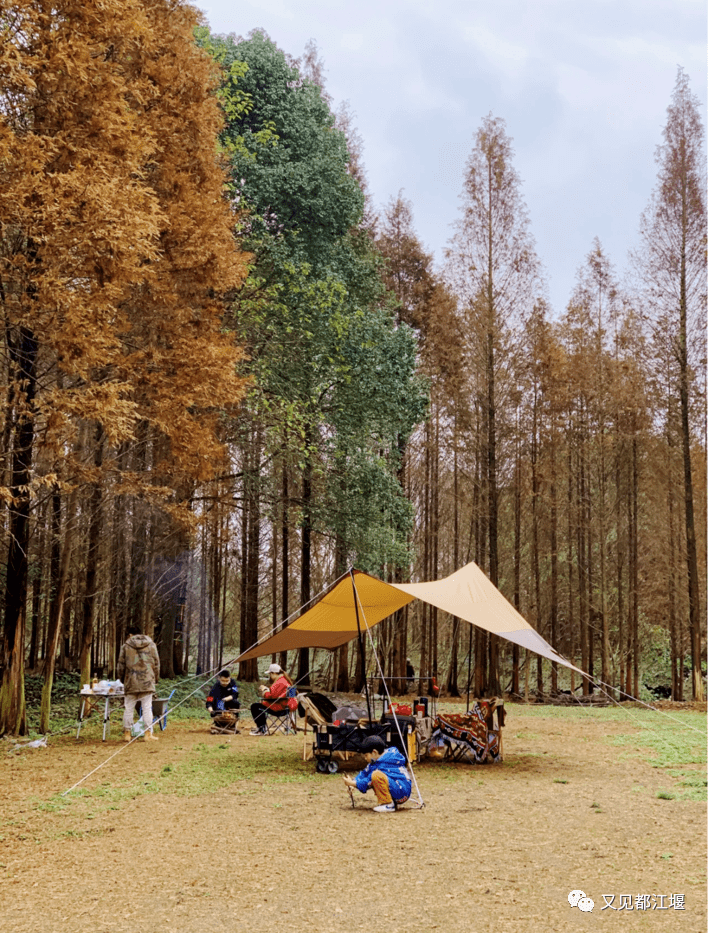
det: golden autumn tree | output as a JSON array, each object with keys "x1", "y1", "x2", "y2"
[
  {"x1": 0, "y1": 0, "x2": 248, "y2": 734},
  {"x1": 634, "y1": 69, "x2": 706, "y2": 700},
  {"x1": 115, "y1": 0, "x2": 251, "y2": 679}
]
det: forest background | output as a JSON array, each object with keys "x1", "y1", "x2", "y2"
[{"x1": 0, "y1": 0, "x2": 705, "y2": 736}]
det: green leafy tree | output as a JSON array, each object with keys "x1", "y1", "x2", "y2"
[{"x1": 199, "y1": 29, "x2": 427, "y2": 681}]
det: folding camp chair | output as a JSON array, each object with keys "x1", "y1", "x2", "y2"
[
  {"x1": 264, "y1": 686, "x2": 298, "y2": 735},
  {"x1": 429, "y1": 701, "x2": 503, "y2": 764}
]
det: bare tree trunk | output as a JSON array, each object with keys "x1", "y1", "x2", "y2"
[
  {"x1": 550, "y1": 426, "x2": 559, "y2": 695},
  {"x1": 431, "y1": 410, "x2": 439, "y2": 681},
  {"x1": 566, "y1": 429, "x2": 576, "y2": 689},
  {"x1": 0, "y1": 328, "x2": 38, "y2": 736},
  {"x1": 79, "y1": 424, "x2": 105, "y2": 686},
  {"x1": 28, "y1": 501, "x2": 47, "y2": 671},
  {"x1": 446, "y1": 417, "x2": 461, "y2": 697},
  {"x1": 631, "y1": 435, "x2": 640, "y2": 699},
  {"x1": 679, "y1": 279, "x2": 704, "y2": 699},
  {"x1": 667, "y1": 433, "x2": 680, "y2": 700},
  {"x1": 334, "y1": 534, "x2": 350, "y2": 692},
  {"x1": 598, "y1": 426, "x2": 609, "y2": 688},
  {"x1": 278, "y1": 459, "x2": 289, "y2": 672},
  {"x1": 419, "y1": 421, "x2": 431, "y2": 695},
  {"x1": 474, "y1": 402, "x2": 488, "y2": 694},
  {"x1": 532, "y1": 383, "x2": 543, "y2": 697},
  {"x1": 625, "y1": 452, "x2": 634, "y2": 699},
  {"x1": 577, "y1": 428, "x2": 589, "y2": 694},
  {"x1": 298, "y1": 427, "x2": 312, "y2": 687},
  {"x1": 243, "y1": 426, "x2": 261, "y2": 682},
  {"x1": 511, "y1": 407, "x2": 521, "y2": 695},
  {"x1": 615, "y1": 438, "x2": 625, "y2": 696},
  {"x1": 40, "y1": 491, "x2": 78, "y2": 733}
]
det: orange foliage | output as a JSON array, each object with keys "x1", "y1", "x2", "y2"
[{"x1": 0, "y1": 0, "x2": 249, "y2": 494}]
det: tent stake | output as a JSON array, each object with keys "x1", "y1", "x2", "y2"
[{"x1": 350, "y1": 570, "x2": 373, "y2": 723}]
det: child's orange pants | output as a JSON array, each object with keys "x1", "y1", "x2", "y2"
[{"x1": 370, "y1": 770, "x2": 393, "y2": 804}]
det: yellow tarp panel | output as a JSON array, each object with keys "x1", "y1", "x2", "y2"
[{"x1": 236, "y1": 571, "x2": 413, "y2": 662}]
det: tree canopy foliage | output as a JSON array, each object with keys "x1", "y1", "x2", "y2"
[{"x1": 0, "y1": 6, "x2": 704, "y2": 734}]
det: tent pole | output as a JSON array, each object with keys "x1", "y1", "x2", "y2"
[
  {"x1": 466, "y1": 624, "x2": 473, "y2": 713},
  {"x1": 350, "y1": 569, "x2": 373, "y2": 723}
]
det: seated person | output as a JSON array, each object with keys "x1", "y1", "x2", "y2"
[
  {"x1": 406, "y1": 658, "x2": 415, "y2": 692},
  {"x1": 250, "y1": 663, "x2": 292, "y2": 735},
  {"x1": 206, "y1": 669, "x2": 240, "y2": 725},
  {"x1": 342, "y1": 735, "x2": 411, "y2": 813}
]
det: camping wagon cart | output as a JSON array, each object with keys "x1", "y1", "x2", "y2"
[
  {"x1": 299, "y1": 693, "x2": 431, "y2": 773},
  {"x1": 308, "y1": 716, "x2": 419, "y2": 773}
]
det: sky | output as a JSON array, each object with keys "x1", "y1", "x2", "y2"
[{"x1": 193, "y1": 0, "x2": 706, "y2": 315}]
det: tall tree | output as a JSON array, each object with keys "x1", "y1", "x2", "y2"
[
  {"x1": 203, "y1": 30, "x2": 427, "y2": 678},
  {"x1": 634, "y1": 68, "x2": 706, "y2": 699},
  {"x1": 447, "y1": 114, "x2": 540, "y2": 695},
  {"x1": 565, "y1": 240, "x2": 622, "y2": 687},
  {"x1": 0, "y1": 0, "x2": 160, "y2": 733}
]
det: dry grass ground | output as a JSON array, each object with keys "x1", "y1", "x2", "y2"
[{"x1": 0, "y1": 700, "x2": 705, "y2": 933}]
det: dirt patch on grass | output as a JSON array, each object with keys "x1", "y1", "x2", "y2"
[{"x1": 0, "y1": 701, "x2": 705, "y2": 933}]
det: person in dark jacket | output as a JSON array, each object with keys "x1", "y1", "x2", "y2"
[
  {"x1": 206, "y1": 670, "x2": 240, "y2": 716},
  {"x1": 342, "y1": 735, "x2": 411, "y2": 813},
  {"x1": 117, "y1": 625, "x2": 160, "y2": 742}
]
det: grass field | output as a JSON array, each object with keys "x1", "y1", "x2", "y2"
[{"x1": 1, "y1": 695, "x2": 705, "y2": 933}]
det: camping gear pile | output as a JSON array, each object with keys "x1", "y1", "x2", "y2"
[
  {"x1": 426, "y1": 699, "x2": 505, "y2": 763},
  {"x1": 300, "y1": 691, "x2": 504, "y2": 772}
]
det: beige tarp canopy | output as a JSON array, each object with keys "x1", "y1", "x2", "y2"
[{"x1": 236, "y1": 561, "x2": 583, "y2": 674}]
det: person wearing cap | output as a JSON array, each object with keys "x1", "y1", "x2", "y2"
[
  {"x1": 206, "y1": 670, "x2": 240, "y2": 719},
  {"x1": 342, "y1": 736, "x2": 412, "y2": 813},
  {"x1": 249, "y1": 663, "x2": 292, "y2": 735}
]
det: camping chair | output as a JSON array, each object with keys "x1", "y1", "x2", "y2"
[
  {"x1": 429, "y1": 701, "x2": 503, "y2": 764},
  {"x1": 264, "y1": 686, "x2": 298, "y2": 735}
]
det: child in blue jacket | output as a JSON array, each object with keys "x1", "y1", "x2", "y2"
[{"x1": 342, "y1": 735, "x2": 411, "y2": 812}]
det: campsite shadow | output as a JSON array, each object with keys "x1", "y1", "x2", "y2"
[{"x1": 501, "y1": 752, "x2": 556, "y2": 773}]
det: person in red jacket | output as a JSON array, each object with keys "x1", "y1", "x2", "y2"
[{"x1": 249, "y1": 663, "x2": 292, "y2": 735}]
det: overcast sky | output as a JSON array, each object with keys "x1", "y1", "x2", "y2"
[{"x1": 194, "y1": 0, "x2": 705, "y2": 315}]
